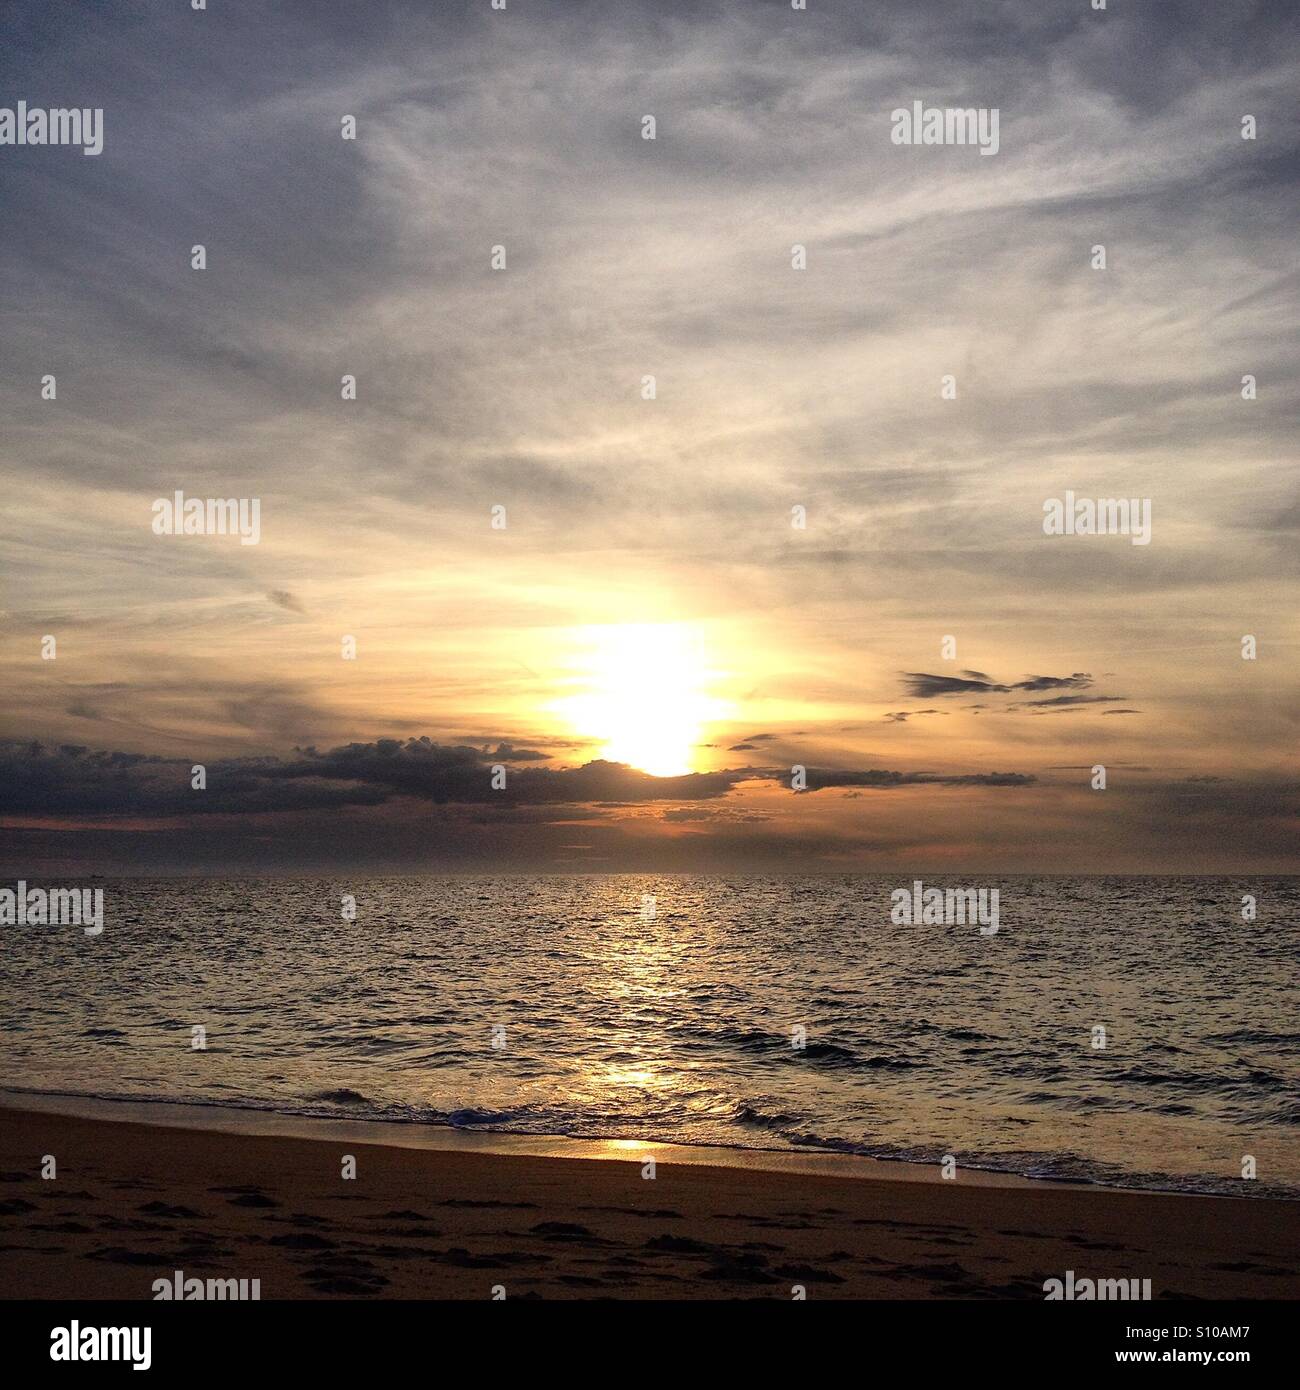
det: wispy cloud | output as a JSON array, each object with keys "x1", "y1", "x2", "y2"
[{"x1": 0, "y1": 0, "x2": 1295, "y2": 870}]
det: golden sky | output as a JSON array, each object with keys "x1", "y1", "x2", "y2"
[{"x1": 1, "y1": 0, "x2": 1297, "y2": 872}]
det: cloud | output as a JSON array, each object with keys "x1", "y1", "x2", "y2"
[
  {"x1": 0, "y1": 737, "x2": 749, "y2": 817},
  {"x1": 0, "y1": 0, "x2": 1294, "y2": 872},
  {"x1": 1013, "y1": 674, "x2": 1095, "y2": 693},
  {"x1": 901, "y1": 671, "x2": 1094, "y2": 698},
  {"x1": 0, "y1": 737, "x2": 1042, "y2": 822},
  {"x1": 270, "y1": 740, "x2": 748, "y2": 805},
  {"x1": 902, "y1": 674, "x2": 1006, "y2": 697},
  {"x1": 660, "y1": 806, "x2": 770, "y2": 824},
  {"x1": 1017, "y1": 694, "x2": 1129, "y2": 711},
  {"x1": 0, "y1": 740, "x2": 387, "y2": 817},
  {"x1": 783, "y1": 768, "x2": 1037, "y2": 791},
  {"x1": 484, "y1": 743, "x2": 551, "y2": 762}
]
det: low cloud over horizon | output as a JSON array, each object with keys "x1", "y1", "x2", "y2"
[{"x1": 2, "y1": 733, "x2": 1295, "y2": 875}]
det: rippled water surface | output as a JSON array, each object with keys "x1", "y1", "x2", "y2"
[{"x1": 2, "y1": 875, "x2": 1297, "y2": 1195}]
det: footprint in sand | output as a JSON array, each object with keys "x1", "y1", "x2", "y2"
[
  {"x1": 773, "y1": 1262, "x2": 845, "y2": 1284},
  {"x1": 529, "y1": 1221, "x2": 605, "y2": 1243},
  {"x1": 644, "y1": 1234, "x2": 714, "y2": 1254},
  {"x1": 436, "y1": 1247, "x2": 551, "y2": 1268},
  {"x1": 700, "y1": 1262, "x2": 780, "y2": 1285},
  {"x1": 268, "y1": 1212, "x2": 334, "y2": 1229},
  {"x1": 267, "y1": 1232, "x2": 338, "y2": 1250},
  {"x1": 138, "y1": 1201, "x2": 203, "y2": 1219},
  {"x1": 596, "y1": 1206, "x2": 684, "y2": 1220},
  {"x1": 439, "y1": 1198, "x2": 540, "y2": 1210},
  {"x1": 85, "y1": 1245, "x2": 173, "y2": 1267},
  {"x1": 100, "y1": 1217, "x2": 182, "y2": 1233},
  {"x1": 302, "y1": 1271, "x2": 390, "y2": 1295},
  {"x1": 714, "y1": 1212, "x2": 816, "y2": 1230},
  {"x1": 891, "y1": 1260, "x2": 972, "y2": 1283},
  {"x1": 299, "y1": 1252, "x2": 391, "y2": 1295}
]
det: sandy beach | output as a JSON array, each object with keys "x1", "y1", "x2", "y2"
[{"x1": 1, "y1": 1106, "x2": 1296, "y2": 1300}]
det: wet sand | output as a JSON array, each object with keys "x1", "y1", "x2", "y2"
[{"x1": 2, "y1": 1107, "x2": 1297, "y2": 1299}]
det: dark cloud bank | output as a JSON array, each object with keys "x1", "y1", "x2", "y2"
[
  {"x1": 1, "y1": 737, "x2": 1292, "y2": 875},
  {"x1": 0, "y1": 737, "x2": 1035, "y2": 818}
]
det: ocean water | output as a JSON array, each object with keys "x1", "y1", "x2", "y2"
[{"x1": 2, "y1": 875, "x2": 1297, "y2": 1197}]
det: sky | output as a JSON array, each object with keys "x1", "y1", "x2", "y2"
[{"x1": 1, "y1": 0, "x2": 1297, "y2": 873}]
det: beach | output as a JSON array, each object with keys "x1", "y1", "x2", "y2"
[{"x1": 2, "y1": 1105, "x2": 1296, "y2": 1300}]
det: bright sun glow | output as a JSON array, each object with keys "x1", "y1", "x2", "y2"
[{"x1": 557, "y1": 623, "x2": 725, "y2": 777}]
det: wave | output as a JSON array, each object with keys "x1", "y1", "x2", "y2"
[
  {"x1": 671, "y1": 1025, "x2": 920, "y2": 1072},
  {"x1": 446, "y1": 1108, "x2": 520, "y2": 1127},
  {"x1": 729, "y1": 1102, "x2": 798, "y2": 1129}
]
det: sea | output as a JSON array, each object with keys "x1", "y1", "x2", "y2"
[{"x1": 2, "y1": 874, "x2": 1296, "y2": 1197}]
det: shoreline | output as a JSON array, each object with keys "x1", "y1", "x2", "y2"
[
  {"x1": 1, "y1": 1088, "x2": 1075, "y2": 1191},
  {"x1": 2, "y1": 1104, "x2": 1297, "y2": 1299},
  {"x1": 2, "y1": 1087, "x2": 1286, "y2": 1200}
]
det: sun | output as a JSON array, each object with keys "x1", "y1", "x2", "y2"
[{"x1": 556, "y1": 623, "x2": 724, "y2": 777}]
